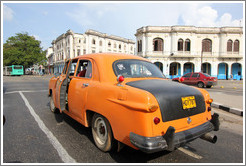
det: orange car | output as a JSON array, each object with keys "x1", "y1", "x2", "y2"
[{"x1": 48, "y1": 53, "x2": 219, "y2": 153}]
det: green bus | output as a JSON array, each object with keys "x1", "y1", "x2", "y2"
[{"x1": 3, "y1": 65, "x2": 24, "y2": 76}]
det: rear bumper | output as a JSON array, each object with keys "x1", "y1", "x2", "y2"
[{"x1": 129, "y1": 114, "x2": 219, "y2": 153}]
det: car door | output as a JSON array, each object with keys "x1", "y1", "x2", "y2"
[
  {"x1": 182, "y1": 73, "x2": 192, "y2": 85},
  {"x1": 190, "y1": 73, "x2": 200, "y2": 85},
  {"x1": 55, "y1": 59, "x2": 71, "y2": 113},
  {"x1": 67, "y1": 59, "x2": 93, "y2": 122}
]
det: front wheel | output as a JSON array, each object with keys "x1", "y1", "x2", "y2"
[
  {"x1": 91, "y1": 114, "x2": 116, "y2": 152},
  {"x1": 49, "y1": 96, "x2": 58, "y2": 113}
]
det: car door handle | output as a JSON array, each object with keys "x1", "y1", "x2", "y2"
[{"x1": 83, "y1": 83, "x2": 89, "y2": 87}]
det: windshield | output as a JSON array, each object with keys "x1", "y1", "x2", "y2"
[
  {"x1": 203, "y1": 73, "x2": 211, "y2": 77},
  {"x1": 113, "y1": 59, "x2": 165, "y2": 78}
]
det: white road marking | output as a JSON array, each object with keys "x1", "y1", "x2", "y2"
[
  {"x1": 19, "y1": 91, "x2": 76, "y2": 163},
  {"x1": 4, "y1": 90, "x2": 48, "y2": 94},
  {"x1": 178, "y1": 147, "x2": 203, "y2": 159}
]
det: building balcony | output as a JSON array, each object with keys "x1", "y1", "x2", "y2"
[{"x1": 219, "y1": 52, "x2": 243, "y2": 58}]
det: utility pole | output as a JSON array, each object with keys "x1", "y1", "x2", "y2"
[{"x1": 201, "y1": 50, "x2": 203, "y2": 72}]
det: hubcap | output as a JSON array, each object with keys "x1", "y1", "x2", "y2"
[{"x1": 94, "y1": 117, "x2": 107, "y2": 145}]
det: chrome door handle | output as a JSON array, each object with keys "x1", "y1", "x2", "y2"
[{"x1": 83, "y1": 83, "x2": 89, "y2": 87}]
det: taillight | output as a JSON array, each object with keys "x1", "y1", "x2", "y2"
[
  {"x1": 179, "y1": 77, "x2": 184, "y2": 82},
  {"x1": 207, "y1": 98, "x2": 213, "y2": 104},
  {"x1": 153, "y1": 117, "x2": 160, "y2": 125}
]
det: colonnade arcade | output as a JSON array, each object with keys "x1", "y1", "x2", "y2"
[{"x1": 153, "y1": 61, "x2": 242, "y2": 80}]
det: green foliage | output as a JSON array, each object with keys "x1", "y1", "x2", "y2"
[{"x1": 3, "y1": 32, "x2": 47, "y2": 68}]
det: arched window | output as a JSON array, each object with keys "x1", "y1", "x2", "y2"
[
  {"x1": 138, "y1": 40, "x2": 142, "y2": 52},
  {"x1": 178, "y1": 39, "x2": 183, "y2": 51},
  {"x1": 234, "y1": 40, "x2": 239, "y2": 52},
  {"x1": 114, "y1": 43, "x2": 117, "y2": 48},
  {"x1": 92, "y1": 39, "x2": 96, "y2": 45},
  {"x1": 202, "y1": 39, "x2": 212, "y2": 52},
  {"x1": 99, "y1": 40, "x2": 103, "y2": 46},
  {"x1": 108, "y1": 42, "x2": 111, "y2": 47},
  {"x1": 185, "y1": 39, "x2": 191, "y2": 51},
  {"x1": 119, "y1": 44, "x2": 121, "y2": 50},
  {"x1": 227, "y1": 40, "x2": 233, "y2": 52},
  {"x1": 153, "y1": 38, "x2": 163, "y2": 51}
]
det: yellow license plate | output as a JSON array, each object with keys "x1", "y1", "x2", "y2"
[{"x1": 181, "y1": 96, "x2": 196, "y2": 110}]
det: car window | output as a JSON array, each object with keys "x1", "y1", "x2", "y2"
[
  {"x1": 191, "y1": 73, "x2": 199, "y2": 78},
  {"x1": 113, "y1": 60, "x2": 165, "y2": 78},
  {"x1": 62, "y1": 61, "x2": 69, "y2": 74},
  {"x1": 68, "y1": 60, "x2": 78, "y2": 76},
  {"x1": 183, "y1": 73, "x2": 191, "y2": 78},
  {"x1": 76, "y1": 60, "x2": 92, "y2": 78}
]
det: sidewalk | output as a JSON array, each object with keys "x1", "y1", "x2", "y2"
[
  {"x1": 210, "y1": 92, "x2": 243, "y2": 116},
  {"x1": 209, "y1": 80, "x2": 244, "y2": 116}
]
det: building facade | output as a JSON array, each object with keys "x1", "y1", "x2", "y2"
[
  {"x1": 135, "y1": 26, "x2": 243, "y2": 80},
  {"x1": 51, "y1": 29, "x2": 135, "y2": 73},
  {"x1": 46, "y1": 47, "x2": 54, "y2": 74}
]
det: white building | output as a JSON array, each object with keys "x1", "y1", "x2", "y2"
[
  {"x1": 51, "y1": 29, "x2": 135, "y2": 73},
  {"x1": 135, "y1": 26, "x2": 243, "y2": 80},
  {"x1": 46, "y1": 47, "x2": 54, "y2": 74}
]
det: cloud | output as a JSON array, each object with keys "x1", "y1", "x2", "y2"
[
  {"x1": 32, "y1": 35, "x2": 41, "y2": 41},
  {"x1": 181, "y1": 4, "x2": 242, "y2": 27},
  {"x1": 216, "y1": 13, "x2": 242, "y2": 27},
  {"x1": 66, "y1": 3, "x2": 119, "y2": 27},
  {"x1": 3, "y1": 5, "x2": 14, "y2": 21}
]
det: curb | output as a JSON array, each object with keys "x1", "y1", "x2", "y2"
[{"x1": 211, "y1": 102, "x2": 243, "y2": 116}]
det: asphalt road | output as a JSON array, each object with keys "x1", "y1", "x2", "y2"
[{"x1": 2, "y1": 75, "x2": 244, "y2": 163}]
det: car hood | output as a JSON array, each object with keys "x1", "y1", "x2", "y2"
[{"x1": 126, "y1": 79, "x2": 206, "y2": 122}]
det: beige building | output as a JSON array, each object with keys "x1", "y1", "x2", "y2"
[
  {"x1": 50, "y1": 29, "x2": 135, "y2": 73},
  {"x1": 135, "y1": 26, "x2": 243, "y2": 80}
]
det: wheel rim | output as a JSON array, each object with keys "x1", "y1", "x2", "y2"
[
  {"x1": 50, "y1": 97, "x2": 55, "y2": 111},
  {"x1": 198, "y1": 82, "x2": 203, "y2": 88},
  {"x1": 93, "y1": 117, "x2": 107, "y2": 145}
]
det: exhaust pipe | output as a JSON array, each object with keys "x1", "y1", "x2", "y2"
[{"x1": 200, "y1": 133, "x2": 217, "y2": 144}]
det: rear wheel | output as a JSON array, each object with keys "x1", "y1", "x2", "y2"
[
  {"x1": 92, "y1": 114, "x2": 116, "y2": 152},
  {"x1": 197, "y1": 82, "x2": 204, "y2": 88}
]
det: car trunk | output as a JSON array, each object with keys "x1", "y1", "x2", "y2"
[{"x1": 126, "y1": 79, "x2": 206, "y2": 123}]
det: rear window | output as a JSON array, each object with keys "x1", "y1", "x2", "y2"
[
  {"x1": 183, "y1": 73, "x2": 191, "y2": 78},
  {"x1": 203, "y1": 73, "x2": 211, "y2": 77},
  {"x1": 113, "y1": 59, "x2": 165, "y2": 78}
]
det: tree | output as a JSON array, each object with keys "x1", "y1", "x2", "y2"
[{"x1": 3, "y1": 32, "x2": 46, "y2": 69}]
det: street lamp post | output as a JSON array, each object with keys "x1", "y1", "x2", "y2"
[{"x1": 201, "y1": 50, "x2": 203, "y2": 72}]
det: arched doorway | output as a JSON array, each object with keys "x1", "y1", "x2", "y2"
[
  {"x1": 154, "y1": 62, "x2": 163, "y2": 72},
  {"x1": 218, "y1": 63, "x2": 228, "y2": 80},
  {"x1": 231, "y1": 63, "x2": 242, "y2": 80},
  {"x1": 169, "y1": 62, "x2": 181, "y2": 79},
  {"x1": 202, "y1": 63, "x2": 211, "y2": 75},
  {"x1": 184, "y1": 62, "x2": 194, "y2": 75}
]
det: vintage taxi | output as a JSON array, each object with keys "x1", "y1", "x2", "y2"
[{"x1": 48, "y1": 53, "x2": 219, "y2": 153}]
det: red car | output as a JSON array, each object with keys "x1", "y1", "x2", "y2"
[{"x1": 172, "y1": 72, "x2": 217, "y2": 88}]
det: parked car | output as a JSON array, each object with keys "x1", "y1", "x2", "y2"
[
  {"x1": 48, "y1": 53, "x2": 219, "y2": 153},
  {"x1": 172, "y1": 72, "x2": 218, "y2": 88}
]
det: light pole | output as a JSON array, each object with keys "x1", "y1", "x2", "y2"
[{"x1": 201, "y1": 50, "x2": 203, "y2": 72}]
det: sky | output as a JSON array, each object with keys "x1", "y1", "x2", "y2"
[{"x1": 2, "y1": 1, "x2": 244, "y2": 50}]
